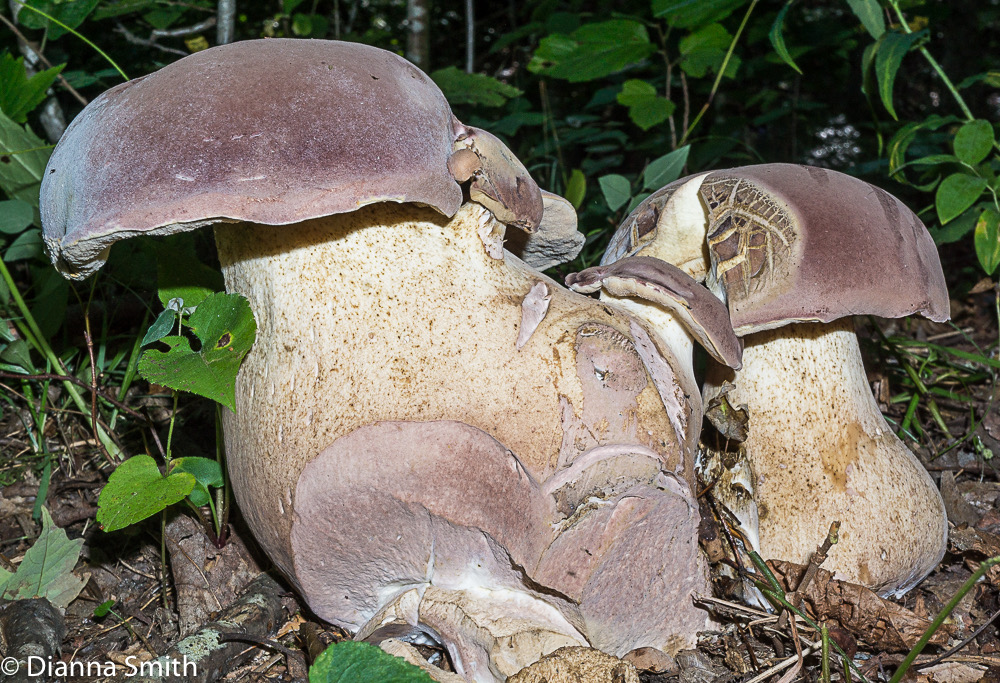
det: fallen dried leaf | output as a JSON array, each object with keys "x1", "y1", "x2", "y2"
[{"x1": 767, "y1": 560, "x2": 951, "y2": 652}]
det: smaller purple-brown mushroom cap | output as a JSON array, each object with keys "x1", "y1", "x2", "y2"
[{"x1": 606, "y1": 164, "x2": 950, "y2": 334}]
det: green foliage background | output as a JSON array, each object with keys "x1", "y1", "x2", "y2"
[{"x1": 0, "y1": 0, "x2": 997, "y2": 477}]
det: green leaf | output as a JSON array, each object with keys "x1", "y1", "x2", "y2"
[
  {"x1": 0, "y1": 109, "x2": 51, "y2": 205},
  {"x1": 528, "y1": 20, "x2": 656, "y2": 82},
  {"x1": 565, "y1": 169, "x2": 586, "y2": 209},
  {"x1": 0, "y1": 339, "x2": 34, "y2": 372},
  {"x1": 935, "y1": 173, "x2": 988, "y2": 225},
  {"x1": 975, "y1": 208, "x2": 1000, "y2": 275},
  {"x1": 643, "y1": 146, "x2": 691, "y2": 190},
  {"x1": 954, "y1": 119, "x2": 995, "y2": 166},
  {"x1": 291, "y1": 12, "x2": 313, "y2": 36},
  {"x1": 170, "y1": 457, "x2": 223, "y2": 507},
  {"x1": 155, "y1": 235, "x2": 225, "y2": 310},
  {"x1": 0, "y1": 508, "x2": 85, "y2": 609},
  {"x1": 4, "y1": 227, "x2": 43, "y2": 261},
  {"x1": 768, "y1": 1, "x2": 801, "y2": 74},
  {"x1": 599, "y1": 174, "x2": 632, "y2": 212},
  {"x1": 874, "y1": 30, "x2": 925, "y2": 120},
  {"x1": 309, "y1": 641, "x2": 434, "y2": 683},
  {"x1": 845, "y1": 0, "x2": 886, "y2": 39},
  {"x1": 138, "y1": 292, "x2": 257, "y2": 411},
  {"x1": 616, "y1": 79, "x2": 675, "y2": 130},
  {"x1": 0, "y1": 199, "x2": 34, "y2": 233},
  {"x1": 97, "y1": 455, "x2": 196, "y2": 532},
  {"x1": 679, "y1": 23, "x2": 741, "y2": 79},
  {"x1": 652, "y1": 0, "x2": 748, "y2": 29},
  {"x1": 17, "y1": 0, "x2": 102, "y2": 40},
  {"x1": 430, "y1": 67, "x2": 522, "y2": 108},
  {"x1": 929, "y1": 205, "x2": 982, "y2": 245},
  {"x1": 0, "y1": 54, "x2": 64, "y2": 124},
  {"x1": 142, "y1": 308, "x2": 179, "y2": 347},
  {"x1": 93, "y1": 600, "x2": 115, "y2": 618}
]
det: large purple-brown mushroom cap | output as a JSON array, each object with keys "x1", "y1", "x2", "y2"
[{"x1": 41, "y1": 39, "x2": 547, "y2": 278}]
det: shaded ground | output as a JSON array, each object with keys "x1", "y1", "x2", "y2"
[{"x1": 1, "y1": 274, "x2": 999, "y2": 682}]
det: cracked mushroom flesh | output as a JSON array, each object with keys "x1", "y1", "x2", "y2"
[
  {"x1": 41, "y1": 38, "x2": 716, "y2": 680},
  {"x1": 599, "y1": 163, "x2": 949, "y2": 597}
]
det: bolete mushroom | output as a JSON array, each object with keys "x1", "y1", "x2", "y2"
[
  {"x1": 42, "y1": 39, "x2": 715, "y2": 679},
  {"x1": 581, "y1": 163, "x2": 949, "y2": 597}
]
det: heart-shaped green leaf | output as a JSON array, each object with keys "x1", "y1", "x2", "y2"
[
  {"x1": 97, "y1": 455, "x2": 196, "y2": 532},
  {"x1": 170, "y1": 457, "x2": 224, "y2": 507},
  {"x1": 138, "y1": 292, "x2": 256, "y2": 411},
  {"x1": 309, "y1": 641, "x2": 434, "y2": 683}
]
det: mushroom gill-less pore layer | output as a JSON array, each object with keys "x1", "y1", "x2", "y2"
[
  {"x1": 214, "y1": 202, "x2": 712, "y2": 678},
  {"x1": 705, "y1": 320, "x2": 947, "y2": 595}
]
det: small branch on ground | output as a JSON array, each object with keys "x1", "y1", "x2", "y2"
[{"x1": 0, "y1": 598, "x2": 66, "y2": 683}]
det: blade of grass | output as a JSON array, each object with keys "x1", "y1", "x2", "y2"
[{"x1": 889, "y1": 555, "x2": 1000, "y2": 683}]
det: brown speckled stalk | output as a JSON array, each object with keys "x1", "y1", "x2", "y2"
[{"x1": 704, "y1": 320, "x2": 947, "y2": 596}]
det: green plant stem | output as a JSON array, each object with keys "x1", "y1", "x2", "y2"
[
  {"x1": 166, "y1": 391, "x2": 179, "y2": 458},
  {"x1": 820, "y1": 624, "x2": 831, "y2": 683},
  {"x1": 11, "y1": 1, "x2": 129, "y2": 81},
  {"x1": 889, "y1": 555, "x2": 1000, "y2": 683},
  {"x1": 681, "y1": 0, "x2": 758, "y2": 144},
  {"x1": 887, "y1": 0, "x2": 974, "y2": 122},
  {"x1": 0, "y1": 258, "x2": 120, "y2": 461}
]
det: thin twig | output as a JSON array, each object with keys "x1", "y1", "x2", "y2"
[
  {"x1": 0, "y1": 11, "x2": 88, "y2": 106},
  {"x1": 775, "y1": 521, "x2": 840, "y2": 631},
  {"x1": 151, "y1": 16, "x2": 215, "y2": 38},
  {"x1": 114, "y1": 21, "x2": 188, "y2": 56},
  {"x1": 917, "y1": 605, "x2": 1000, "y2": 669},
  {"x1": 0, "y1": 370, "x2": 149, "y2": 423}
]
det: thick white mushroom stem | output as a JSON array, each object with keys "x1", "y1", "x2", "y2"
[{"x1": 704, "y1": 319, "x2": 947, "y2": 597}]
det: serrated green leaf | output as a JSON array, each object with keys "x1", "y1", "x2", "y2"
[
  {"x1": 1, "y1": 508, "x2": 85, "y2": 609},
  {"x1": 17, "y1": 0, "x2": 102, "y2": 40},
  {"x1": 643, "y1": 145, "x2": 690, "y2": 190},
  {"x1": 565, "y1": 169, "x2": 586, "y2": 209},
  {"x1": 170, "y1": 457, "x2": 223, "y2": 507},
  {"x1": 874, "y1": 30, "x2": 925, "y2": 120},
  {"x1": 616, "y1": 79, "x2": 674, "y2": 131},
  {"x1": 954, "y1": 119, "x2": 995, "y2": 166},
  {"x1": 679, "y1": 23, "x2": 741, "y2": 79},
  {"x1": 0, "y1": 54, "x2": 64, "y2": 124},
  {"x1": 97, "y1": 455, "x2": 196, "y2": 532},
  {"x1": 845, "y1": 0, "x2": 885, "y2": 39},
  {"x1": 430, "y1": 67, "x2": 522, "y2": 108},
  {"x1": 768, "y1": 1, "x2": 801, "y2": 74},
  {"x1": 138, "y1": 292, "x2": 256, "y2": 411},
  {"x1": 936, "y1": 173, "x2": 988, "y2": 225},
  {"x1": 0, "y1": 109, "x2": 51, "y2": 205},
  {"x1": 975, "y1": 208, "x2": 1000, "y2": 275},
  {"x1": 599, "y1": 174, "x2": 632, "y2": 212},
  {"x1": 528, "y1": 20, "x2": 656, "y2": 82},
  {"x1": 309, "y1": 641, "x2": 434, "y2": 683},
  {"x1": 652, "y1": 0, "x2": 748, "y2": 28},
  {"x1": 0, "y1": 199, "x2": 34, "y2": 233}
]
